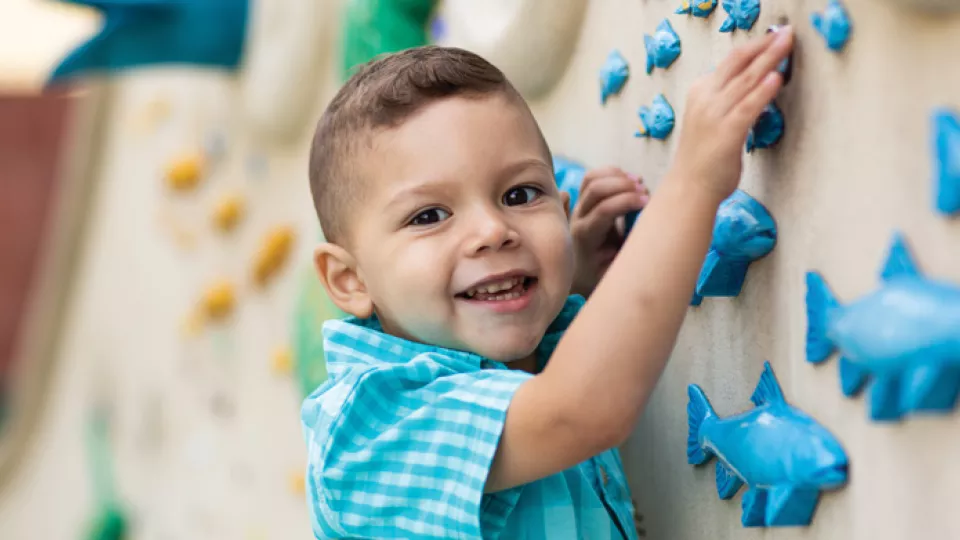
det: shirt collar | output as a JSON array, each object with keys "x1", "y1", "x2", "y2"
[{"x1": 322, "y1": 294, "x2": 586, "y2": 372}]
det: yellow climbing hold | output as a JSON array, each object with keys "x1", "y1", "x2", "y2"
[
  {"x1": 165, "y1": 153, "x2": 204, "y2": 192},
  {"x1": 289, "y1": 471, "x2": 306, "y2": 495},
  {"x1": 213, "y1": 193, "x2": 245, "y2": 233},
  {"x1": 202, "y1": 279, "x2": 236, "y2": 322},
  {"x1": 252, "y1": 226, "x2": 296, "y2": 287},
  {"x1": 271, "y1": 346, "x2": 293, "y2": 375}
]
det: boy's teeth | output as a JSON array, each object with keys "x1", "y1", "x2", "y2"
[{"x1": 465, "y1": 277, "x2": 524, "y2": 298}]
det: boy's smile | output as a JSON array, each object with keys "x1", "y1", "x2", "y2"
[{"x1": 342, "y1": 93, "x2": 574, "y2": 363}]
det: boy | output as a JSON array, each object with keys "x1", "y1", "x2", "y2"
[{"x1": 302, "y1": 28, "x2": 794, "y2": 540}]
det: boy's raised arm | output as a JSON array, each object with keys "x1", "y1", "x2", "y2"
[{"x1": 486, "y1": 27, "x2": 795, "y2": 493}]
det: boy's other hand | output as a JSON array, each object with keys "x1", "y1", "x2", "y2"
[
  {"x1": 672, "y1": 26, "x2": 794, "y2": 202},
  {"x1": 570, "y1": 167, "x2": 649, "y2": 297}
]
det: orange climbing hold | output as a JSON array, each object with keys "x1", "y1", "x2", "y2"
[
  {"x1": 165, "y1": 153, "x2": 204, "y2": 192},
  {"x1": 271, "y1": 346, "x2": 293, "y2": 374},
  {"x1": 202, "y1": 279, "x2": 236, "y2": 321},
  {"x1": 213, "y1": 193, "x2": 245, "y2": 232},
  {"x1": 252, "y1": 225, "x2": 296, "y2": 287}
]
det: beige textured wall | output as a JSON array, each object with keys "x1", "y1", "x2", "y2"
[
  {"x1": 524, "y1": 1, "x2": 960, "y2": 539},
  {"x1": 2, "y1": 0, "x2": 960, "y2": 539}
]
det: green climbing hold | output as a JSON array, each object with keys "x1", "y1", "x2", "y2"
[{"x1": 340, "y1": 0, "x2": 440, "y2": 81}]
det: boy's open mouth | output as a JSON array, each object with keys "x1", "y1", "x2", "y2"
[{"x1": 456, "y1": 275, "x2": 537, "y2": 302}]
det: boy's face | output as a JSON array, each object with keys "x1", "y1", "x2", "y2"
[{"x1": 342, "y1": 94, "x2": 574, "y2": 362}]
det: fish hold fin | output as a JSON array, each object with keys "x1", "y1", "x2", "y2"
[
  {"x1": 805, "y1": 271, "x2": 839, "y2": 364},
  {"x1": 696, "y1": 250, "x2": 749, "y2": 297},
  {"x1": 880, "y1": 232, "x2": 920, "y2": 282},
  {"x1": 765, "y1": 486, "x2": 821, "y2": 527},
  {"x1": 810, "y1": 13, "x2": 824, "y2": 35},
  {"x1": 750, "y1": 361, "x2": 786, "y2": 407},
  {"x1": 740, "y1": 488, "x2": 768, "y2": 527},
  {"x1": 868, "y1": 373, "x2": 905, "y2": 422},
  {"x1": 838, "y1": 357, "x2": 869, "y2": 397},
  {"x1": 902, "y1": 362, "x2": 960, "y2": 413},
  {"x1": 715, "y1": 461, "x2": 743, "y2": 500},
  {"x1": 686, "y1": 385, "x2": 716, "y2": 465}
]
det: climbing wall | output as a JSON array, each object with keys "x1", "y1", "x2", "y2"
[
  {"x1": 2, "y1": 0, "x2": 960, "y2": 539},
  {"x1": 500, "y1": 0, "x2": 960, "y2": 538}
]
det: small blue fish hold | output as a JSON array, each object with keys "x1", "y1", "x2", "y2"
[
  {"x1": 810, "y1": 0, "x2": 853, "y2": 52},
  {"x1": 747, "y1": 102, "x2": 785, "y2": 153},
  {"x1": 806, "y1": 232, "x2": 960, "y2": 422},
  {"x1": 932, "y1": 108, "x2": 960, "y2": 216},
  {"x1": 676, "y1": 0, "x2": 719, "y2": 18},
  {"x1": 644, "y1": 19, "x2": 682, "y2": 74},
  {"x1": 47, "y1": 0, "x2": 248, "y2": 86},
  {"x1": 552, "y1": 156, "x2": 587, "y2": 213},
  {"x1": 599, "y1": 50, "x2": 630, "y2": 105},
  {"x1": 635, "y1": 94, "x2": 676, "y2": 140},
  {"x1": 719, "y1": 0, "x2": 761, "y2": 33},
  {"x1": 694, "y1": 190, "x2": 777, "y2": 302},
  {"x1": 687, "y1": 362, "x2": 849, "y2": 527}
]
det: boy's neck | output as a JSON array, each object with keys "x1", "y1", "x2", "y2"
[{"x1": 509, "y1": 354, "x2": 539, "y2": 375}]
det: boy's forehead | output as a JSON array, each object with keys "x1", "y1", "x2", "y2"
[{"x1": 360, "y1": 94, "x2": 550, "y2": 194}]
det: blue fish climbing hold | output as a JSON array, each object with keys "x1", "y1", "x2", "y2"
[
  {"x1": 719, "y1": 0, "x2": 761, "y2": 33},
  {"x1": 747, "y1": 102, "x2": 785, "y2": 153},
  {"x1": 635, "y1": 94, "x2": 676, "y2": 140},
  {"x1": 687, "y1": 362, "x2": 849, "y2": 527},
  {"x1": 599, "y1": 50, "x2": 630, "y2": 105},
  {"x1": 47, "y1": 0, "x2": 248, "y2": 85},
  {"x1": 644, "y1": 19, "x2": 682, "y2": 74},
  {"x1": 810, "y1": 0, "x2": 853, "y2": 52},
  {"x1": 932, "y1": 108, "x2": 960, "y2": 216},
  {"x1": 806, "y1": 232, "x2": 960, "y2": 422},
  {"x1": 693, "y1": 190, "x2": 777, "y2": 302},
  {"x1": 553, "y1": 156, "x2": 587, "y2": 213},
  {"x1": 676, "y1": 0, "x2": 719, "y2": 18}
]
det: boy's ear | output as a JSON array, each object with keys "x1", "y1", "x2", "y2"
[
  {"x1": 313, "y1": 243, "x2": 374, "y2": 319},
  {"x1": 560, "y1": 191, "x2": 571, "y2": 221}
]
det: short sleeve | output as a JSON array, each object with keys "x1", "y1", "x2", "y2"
[{"x1": 301, "y1": 354, "x2": 533, "y2": 540}]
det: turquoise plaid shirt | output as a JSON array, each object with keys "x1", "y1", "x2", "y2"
[{"x1": 300, "y1": 295, "x2": 638, "y2": 539}]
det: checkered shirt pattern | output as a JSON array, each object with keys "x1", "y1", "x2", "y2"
[{"x1": 300, "y1": 295, "x2": 638, "y2": 539}]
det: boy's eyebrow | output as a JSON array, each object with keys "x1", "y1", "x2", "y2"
[{"x1": 383, "y1": 157, "x2": 553, "y2": 208}]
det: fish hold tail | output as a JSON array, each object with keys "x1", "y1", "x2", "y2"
[
  {"x1": 696, "y1": 250, "x2": 749, "y2": 297},
  {"x1": 805, "y1": 271, "x2": 838, "y2": 364},
  {"x1": 933, "y1": 108, "x2": 960, "y2": 215},
  {"x1": 686, "y1": 384, "x2": 716, "y2": 465},
  {"x1": 643, "y1": 35, "x2": 655, "y2": 74}
]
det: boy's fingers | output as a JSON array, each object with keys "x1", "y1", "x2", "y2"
[
  {"x1": 574, "y1": 192, "x2": 647, "y2": 243},
  {"x1": 732, "y1": 72, "x2": 782, "y2": 131},
  {"x1": 579, "y1": 166, "x2": 627, "y2": 189},
  {"x1": 574, "y1": 174, "x2": 640, "y2": 218},
  {"x1": 722, "y1": 28, "x2": 794, "y2": 108},
  {"x1": 713, "y1": 31, "x2": 779, "y2": 87}
]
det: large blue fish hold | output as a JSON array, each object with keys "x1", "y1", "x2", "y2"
[
  {"x1": 806, "y1": 232, "x2": 960, "y2": 422},
  {"x1": 691, "y1": 189, "x2": 777, "y2": 305},
  {"x1": 687, "y1": 362, "x2": 849, "y2": 528}
]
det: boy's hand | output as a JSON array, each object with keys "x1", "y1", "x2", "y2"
[
  {"x1": 570, "y1": 167, "x2": 649, "y2": 297},
  {"x1": 672, "y1": 26, "x2": 794, "y2": 202}
]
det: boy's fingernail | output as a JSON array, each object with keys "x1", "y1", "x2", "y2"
[{"x1": 775, "y1": 26, "x2": 793, "y2": 43}]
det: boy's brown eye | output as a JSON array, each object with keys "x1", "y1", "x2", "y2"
[
  {"x1": 503, "y1": 186, "x2": 542, "y2": 206},
  {"x1": 409, "y1": 207, "x2": 450, "y2": 226}
]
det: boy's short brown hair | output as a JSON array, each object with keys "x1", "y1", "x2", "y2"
[{"x1": 308, "y1": 45, "x2": 533, "y2": 245}]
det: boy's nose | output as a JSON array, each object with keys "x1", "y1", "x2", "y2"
[{"x1": 465, "y1": 212, "x2": 519, "y2": 255}]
